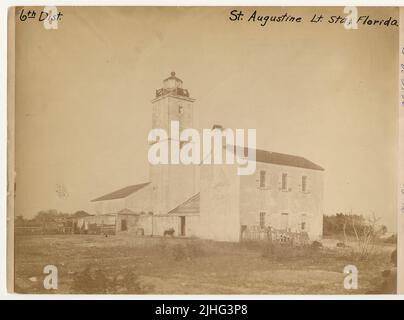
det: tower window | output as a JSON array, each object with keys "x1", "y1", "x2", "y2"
[{"x1": 178, "y1": 105, "x2": 184, "y2": 114}]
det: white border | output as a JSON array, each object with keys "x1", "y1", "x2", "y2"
[{"x1": 2, "y1": 0, "x2": 404, "y2": 300}]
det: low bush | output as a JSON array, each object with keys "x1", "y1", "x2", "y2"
[{"x1": 71, "y1": 265, "x2": 153, "y2": 294}]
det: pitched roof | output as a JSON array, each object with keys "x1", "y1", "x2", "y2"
[
  {"x1": 232, "y1": 146, "x2": 324, "y2": 171},
  {"x1": 168, "y1": 193, "x2": 200, "y2": 215},
  {"x1": 91, "y1": 182, "x2": 150, "y2": 202},
  {"x1": 117, "y1": 208, "x2": 139, "y2": 215}
]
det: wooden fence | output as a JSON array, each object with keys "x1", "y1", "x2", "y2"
[
  {"x1": 241, "y1": 226, "x2": 310, "y2": 246},
  {"x1": 15, "y1": 226, "x2": 74, "y2": 235}
]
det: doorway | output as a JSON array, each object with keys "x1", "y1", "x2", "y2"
[
  {"x1": 180, "y1": 216, "x2": 186, "y2": 236},
  {"x1": 121, "y1": 219, "x2": 127, "y2": 231}
]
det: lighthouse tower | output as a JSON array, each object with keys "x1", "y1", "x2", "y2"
[{"x1": 149, "y1": 72, "x2": 198, "y2": 215}]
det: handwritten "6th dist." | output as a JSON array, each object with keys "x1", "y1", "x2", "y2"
[{"x1": 19, "y1": 8, "x2": 63, "y2": 23}]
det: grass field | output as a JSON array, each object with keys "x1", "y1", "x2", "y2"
[{"x1": 14, "y1": 234, "x2": 396, "y2": 294}]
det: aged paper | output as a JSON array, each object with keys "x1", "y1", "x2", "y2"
[{"x1": 8, "y1": 6, "x2": 400, "y2": 294}]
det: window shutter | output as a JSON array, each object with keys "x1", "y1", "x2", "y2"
[{"x1": 266, "y1": 171, "x2": 270, "y2": 189}]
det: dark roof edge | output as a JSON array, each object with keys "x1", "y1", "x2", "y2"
[
  {"x1": 91, "y1": 182, "x2": 150, "y2": 202},
  {"x1": 227, "y1": 145, "x2": 324, "y2": 171},
  {"x1": 168, "y1": 193, "x2": 200, "y2": 214}
]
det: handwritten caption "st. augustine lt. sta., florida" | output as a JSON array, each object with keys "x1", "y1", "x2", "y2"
[{"x1": 229, "y1": 9, "x2": 398, "y2": 28}]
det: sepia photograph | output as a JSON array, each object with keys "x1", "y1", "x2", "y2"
[{"x1": 8, "y1": 6, "x2": 399, "y2": 295}]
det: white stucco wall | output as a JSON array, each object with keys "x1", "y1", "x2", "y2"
[
  {"x1": 199, "y1": 163, "x2": 240, "y2": 242},
  {"x1": 184, "y1": 215, "x2": 200, "y2": 237},
  {"x1": 124, "y1": 184, "x2": 153, "y2": 213},
  {"x1": 150, "y1": 163, "x2": 199, "y2": 215},
  {"x1": 239, "y1": 162, "x2": 324, "y2": 240},
  {"x1": 93, "y1": 198, "x2": 125, "y2": 215}
]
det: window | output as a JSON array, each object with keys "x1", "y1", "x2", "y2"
[
  {"x1": 302, "y1": 176, "x2": 307, "y2": 192},
  {"x1": 259, "y1": 212, "x2": 266, "y2": 229},
  {"x1": 178, "y1": 105, "x2": 184, "y2": 114},
  {"x1": 259, "y1": 170, "x2": 266, "y2": 188},
  {"x1": 282, "y1": 173, "x2": 288, "y2": 190}
]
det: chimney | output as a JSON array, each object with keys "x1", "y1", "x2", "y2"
[{"x1": 212, "y1": 124, "x2": 224, "y2": 130}]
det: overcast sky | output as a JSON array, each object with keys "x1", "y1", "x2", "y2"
[{"x1": 14, "y1": 6, "x2": 398, "y2": 231}]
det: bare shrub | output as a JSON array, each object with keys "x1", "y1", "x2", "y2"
[
  {"x1": 311, "y1": 241, "x2": 323, "y2": 249},
  {"x1": 349, "y1": 213, "x2": 386, "y2": 261}
]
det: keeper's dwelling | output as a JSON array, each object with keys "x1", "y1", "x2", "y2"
[{"x1": 91, "y1": 72, "x2": 324, "y2": 242}]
